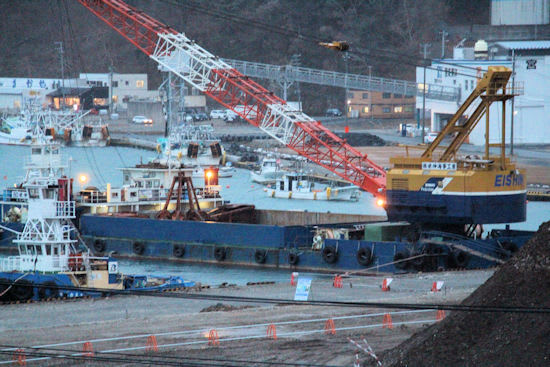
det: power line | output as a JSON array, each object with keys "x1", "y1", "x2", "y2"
[
  {"x1": 158, "y1": 0, "x2": 487, "y2": 80},
  {"x1": 1, "y1": 280, "x2": 549, "y2": 314},
  {"x1": 0, "y1": 343, "x2": 341, "y2": 367}
]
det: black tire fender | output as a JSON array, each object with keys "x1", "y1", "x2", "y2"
[
  {"x1": 254, "y1": 249, "x2": 267, "y2": 264},
  {"x1": 10, "y1": 279, "x2": 34, "y2": 301},
  {"x1": 288, "y1": 252, "x2": 299, "y2": 266},
  {"x1": 38, "y1": 281, "x2": 59, "y2": 300},
  {"x1": 133, "y1": 242, "x2": 145, "y2": 255},
  {"x1": 453, "y1": 250, "x2": 469, "y2": 268},
  {"x1": 93, "y1": 239, "x2": 106, "y2": 253},
  {"x1": 393, "y1": 251, "x2": 409, "y2": 270},
  {"x1": 322, "y1": 246, "x2": 338, "y2": 264},
  {"x1": 214, "y1": 247, "x2": 226, "y2": 261},
  {"x1": 173, "y1": 245, "x2": 185, "y2": 258},
  {"x1": 356, "y1": 247, "x2": 373, "y2": 266},
  {"x1": 502, "y1": 241, "x2": 518, "y2": 254}
]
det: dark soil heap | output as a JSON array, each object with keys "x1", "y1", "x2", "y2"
[
  {"x1": 335, "y1": 132, "x2": 386, "y2": 147},
  {"x1": 379, "y1": 221, "x2": 550, "y2": 367}
]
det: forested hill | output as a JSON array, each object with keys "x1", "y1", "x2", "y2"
[{"x1": 0, "y1": 0, "x2": 488, "y2": 112}]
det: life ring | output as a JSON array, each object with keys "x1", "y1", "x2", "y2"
[
  {"x1": 356, "y1": 247, "x2": 373, "y2": 266},
  {"x1": 393, "y1": 251, "x2": 409, "y2": 270},
  {"x1": 93, "y1": 239, "x2": 106, "y2": 253},
  {"x1": 254, "y1": 249, "x2": 267, "y2": 264},
  {"x1": 322, "y1": 246, "x2": 338, "y2": 264},
  {"x1": 133, "y1": 242, "x2": 145, "y2": 255},
  {"x1": 288, "y1": 252, "x2": 299, "y2": 266},
  {"x1": 214, "y1": 247, "x2": 226, "y2": 261},
  {"x1": 173, "y1": 245, "x2": 185, "y2": 258}
]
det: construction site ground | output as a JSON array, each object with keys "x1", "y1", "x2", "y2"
[{"x1": 0, "y1": 270, "x2": 492, "y2": 366}]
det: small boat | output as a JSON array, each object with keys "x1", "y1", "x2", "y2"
[
  {"x1": 250, "y1": 158, "x2": 285, "y2": 184},
  {"x1": 266, "y1": 173, "x2": 360, "y2": 201}
]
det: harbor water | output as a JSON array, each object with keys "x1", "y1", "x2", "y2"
[{"x1": 1, "y1": 144, "x2": 549, "y2": 284}]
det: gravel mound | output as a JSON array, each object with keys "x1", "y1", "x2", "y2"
[
  {"x1": 377, "y1": 221, "x2": 550, "y2": 367},
  {"x1": 200, "y1": 302, "x2": 255, "y2": 313},
  {"x1": 335, "y1": 132, "x2": 386, "y2": 146}
]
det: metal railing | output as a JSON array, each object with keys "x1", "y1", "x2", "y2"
[
  {"x1": 55, "y1": 201, "x2": 75, "y2": 218},
  {"x1": 78, "y1": 187, "x2": 220, "y2": 204},
  {"x1": 225, "y1": 59, "x2": 460, "y2": 102}
]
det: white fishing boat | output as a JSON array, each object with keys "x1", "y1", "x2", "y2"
[
  {"x1": 266, "y1": 173, "x2": 360, "y2": 201},
  {"x1": 250, "y1": 158, "x2": 285, "y2": 184},
  {"x1": 0, "y1": 117, "x2": 33, "y2": 145}
]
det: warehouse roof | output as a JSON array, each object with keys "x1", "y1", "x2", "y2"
[{"x1": 496, "y1": 40, "x2": 550, "y2": 50}]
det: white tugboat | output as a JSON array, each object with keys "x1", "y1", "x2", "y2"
[{"x1": 0, "y1": 139, "x2": 193, "y2": 302}]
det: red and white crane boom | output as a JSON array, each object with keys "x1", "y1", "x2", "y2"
[{"x1": 78, "y1": 0, "x2": 386, "y2": 197}]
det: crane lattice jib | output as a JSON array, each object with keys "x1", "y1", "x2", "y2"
[{"x1": 78, "y1": 0, "x2": 386, "y2": 196}]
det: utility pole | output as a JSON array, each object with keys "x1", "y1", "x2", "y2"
[
  {"x1": 439, "y1": 30, "x2": 448, "y2": 59},
  {"x1": 510, "y1": 49, "x2": 515, "y2": 156},
  {"x1": 54, "y1": 41, "x2": 65, "y2": 110},
  {"x1": 343, "y1": 52, "x2": 350, "y2": 124},
  {"x1": 108, "y1": 65, "x2": 114, "y2": 113},
  {"x1": 421, "y1": 43, "x2": 431, "y2": 144},
  {"x1": 368, "y1": 65, "x2": 373, "y2": 122},
  {"x1": 290, "y1": 54, "x2": 302, "y2": 103}
]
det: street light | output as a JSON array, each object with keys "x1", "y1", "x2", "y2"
[{"x1": 79, "y1": 174, "x2": 88, "y2": 189}]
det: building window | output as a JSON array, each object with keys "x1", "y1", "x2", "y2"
[
  {"x1": 405, "y1": 105, "x2": 414, "y2": 112},
  {"x1": 382, "y1": 92, "x2": 391, "y2": 99},
  {"x1": 362, "y1": 93, "x2": 369, "y2": 99},
  {"x1": 136, "y1": 80, "x2": 144, "y2": 88},
  {"x1": 405, "y1": 94, "x2": 414, "y2": 99},
  {"x1": 348, "y1": 106, "x2": 352, "y2": 112},
  {"x1": 394, "y1": 106, "x2": 403, "y2": 113},
  {"x1": 363, "y1": 106, "x2": 369, "y2": 113},
  {"x1": 348, "y1": 92, "x2": 354, "y2": 98},
  {"x1": 112, "y1": 81, "x2": 118, "y2": 88},
  {"x1": 393, "y1": 94, "x2": 402, "y2": 98},
  {"x1": 383, "y1": 107, "x2": 391, "y2": 113}
]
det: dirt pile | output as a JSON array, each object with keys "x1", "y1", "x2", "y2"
[
  {"x1": 376, "y1": 221, "x2": 550, "y2": 367},
  {"x1": 200, "y1": 302, "x2": 255, "y2": 313},
  {"x1": 335, "y1": 132, "x2": 386, "y2": 147}
]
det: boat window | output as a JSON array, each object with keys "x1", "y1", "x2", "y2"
[
  {"x1": 28, "y1": 188, "x2": 39, "y2": 199},
  {"x1": 46, "y1": 246, "x2": 51, "y2": 255},
  {"x1": 32, "y1": 148, "x2": 41, "y2": 155},
  {"x1": 43, "y1": 189, "x2": 55, "y2": 199},
  {"x1": 280, "y1": 181, "x2": 284, "y2": 190},
  {"x1": 53, "y1": 247, "x2": 58, "y2": 255},
  {"x1": 36, "y1": 246, "x2": 42, "y2": 255},
  {"x1": 153, "y1": 180, "x2": 160, "y2": 188}
]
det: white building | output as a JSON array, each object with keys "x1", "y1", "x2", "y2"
[
  {"x1": 0, "y1": 77, "x2": 85, "y2": 110},
  {"x1": 416, "y1": 40, "x2": 550, "y2": 145},
  {"x1": 80, "y1": 73, "x2": 158, "y2": 110},
  {"x1": 491, "y1": 0, "x2": 549, "y2": 25}
]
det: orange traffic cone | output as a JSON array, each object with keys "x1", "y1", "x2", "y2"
[{"x1": 382, "y1": 313, "x2": 393, "y2": 329}]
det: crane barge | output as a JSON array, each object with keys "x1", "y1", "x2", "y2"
[{"x1": 71, "y1": 0, "x2": 532, "y2": 273}]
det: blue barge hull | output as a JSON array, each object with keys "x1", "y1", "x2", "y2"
[{"x1": 78, "y1": 215, "x2": 534, "y2": 273}]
